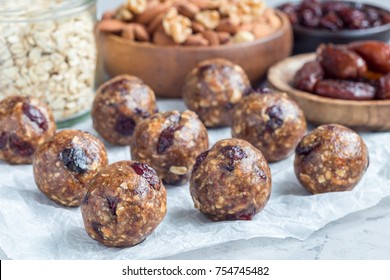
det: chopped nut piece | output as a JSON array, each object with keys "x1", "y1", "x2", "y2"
[
  {"x1": 169, "y1": 166, "x2": 188, "y2": 175},
  {"x1": 127, "y1": 0, "x2": 147, "y2": 15},
  {"x1": 195, "y1": 10, "x2": 220, "y2": 30},
  {"x1": 116, "y1": 5, "x2": 134, "y2": 21},
  {"x1": 233, "y1": 30, "x2": 255, "y2": 43},
  {"x1": 163, "y1": 8, "x2": 192, "y2": 44}
]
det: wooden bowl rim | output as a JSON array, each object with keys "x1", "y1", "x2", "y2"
[
  {"x1": 268, "y1": 53, "x2": 390, "y2": 108},
  {"x1": 100, "y1": 10, "x2": 291, "y2": 52}
]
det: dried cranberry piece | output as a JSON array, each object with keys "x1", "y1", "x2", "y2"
[
  {"x1": 102, "y1": 78, "x2": 131, "y2": 96},
  {"x1": 82, "y1": 193, "x2": 89, "y2": 205},
  {"x1": 221, "y1": 145, "x2": 247, "y2": 161},
  {"x1": 265, "y1": 105, "x2": 284, "y2": 132},
  {"x1": 106, "y1": 196, "x2": 120, "y2": 217},
  {"x1": 226, "y1": 206, "x2": 256, "y2": 221},
  {"x1": 296, "y1": 138, "x2": 322, "y2": 156},
  {"x1": 60, "y1": 147, "x2": 89, "y2": 174},
  {"x1": 220, "y1": 145, "x2": 248, "y2": 172},
  {"x1": 224, "y1": 102, "x2": 234, "y2": 110},
  {"x1": 9, "y1": 134, "x2": 35, "y2": 157},
  {"x1": 157, "y1": 124, "x2": 183, "y2": 154},
  {"x1": 219, "y1": 163, "x2": 235, "y2": 172},
  {"x1": 114, "y1": 114, "x2": 136, "y2": 136},
  {"x1": 131, "y1": 162, "x2": 160, "y2": 190},
  {"x1": 22, "y1": 103, "x2": 48, "y2": 131},
  {"x1": 197, "y1": 64, "x2": 217, "y2": 76},
  {"x1": 91, "y1": 222, "x2": 104, "y2": 238},
  {"x1": 134, "y1": 108, "x2": 151, "y2": 119},
  {"x1": 193, "y1": 150, "x2": 209, "y2": 172},
  {"x1": 255, "y1": 166, "x2": 267, "y2": 181},
  {"x1": 0, "y1": 132, "x2": 7, "y2": 149}
]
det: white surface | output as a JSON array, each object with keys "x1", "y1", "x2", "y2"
[
  {"x1": 0, "y1": 99, "x2": 390, "y2": 260},
  {"x1": 1, "y1": 0, "x2": 390, "y2": 260}
]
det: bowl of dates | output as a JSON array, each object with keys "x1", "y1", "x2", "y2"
[
  {"x1": 278, "y1": 0, "x2": 390, "y2": 54},
  {"x1": 267, "y1": 41, "x2": 390, "y2": 131}
]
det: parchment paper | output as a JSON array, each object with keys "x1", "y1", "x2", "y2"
[{"x1": 0, "y1": 99, "x2": 389, "y2": 259}]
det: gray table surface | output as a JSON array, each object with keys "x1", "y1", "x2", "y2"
[{"x1": 1, "y1": 0, "x2": 389, "y2": 260}]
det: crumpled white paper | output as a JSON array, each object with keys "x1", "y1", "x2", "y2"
[{"x1": 0, "y1": 99, "x2": 389, "y2": 260}]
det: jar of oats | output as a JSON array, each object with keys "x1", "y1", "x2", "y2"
[{"x1": 0, "y1": 0, "x2": 97, "y2": 125}]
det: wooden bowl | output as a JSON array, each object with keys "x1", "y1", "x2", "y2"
[
  {"x1": 267, "y1": 53, "x2": 390, "y2": 131},
  {"x1": 277, "y1": 1, "x2": 390, "y2": 54},
  {"x1": 96, "y1": 10, "x2": 292, "y2": 98}
]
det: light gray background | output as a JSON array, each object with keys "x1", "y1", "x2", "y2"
[{"x1": 1, "y1": 0, "x2": 390, "y2": 260}]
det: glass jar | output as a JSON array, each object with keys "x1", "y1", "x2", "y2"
[{"x1": 0, "y1": 0, "x2": 97, "y2": 126}]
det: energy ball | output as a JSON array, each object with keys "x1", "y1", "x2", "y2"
[
  {"x1": 92, "y1": 75, "x2": 157, "y2": 146},
  {"x1": 190, "y1": 138, "x2": 272, "y2": 221},
  {"x1": 232, "y1": 92, "x2": 307, "y2": 162},
  {"x1": 131, "y1": 110, "x2": 209, "y2": 185},
  {"x1": 0, "y1": 95, "x2": 56, "y2": 164},
  {"x1": 294, "y1": 124, "x2": 369, "y2": 194},
  {"x1": 33, "y1": 130, "x2": 108, "y2": 207},
  {"x1": 182, "y1": 58, "x2": 251, "y2": 127},
  {"x1": 81, "y1": 161, "x2": 167, "y2": 247}
]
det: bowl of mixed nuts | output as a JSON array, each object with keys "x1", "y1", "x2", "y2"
[{"x1": 96, "y1": 0, "x2": 293, "y2": 97}]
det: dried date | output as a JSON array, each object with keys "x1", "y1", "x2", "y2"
[
  {"x1": 317, "y1": 44, "x2": 367, "y2": 79},
  {"x1": 314, "y1": 80, "x2": 376, "y2": 100},
  {"x1": 294, "y1": 61, "x2": 324, "y2": 92},
  {"x1": 348, "y1": 41, "x2": 390, "y2": 74},
  {"x1": 377, "y1": 73, "x2": 390, "y2": 99},
  {"x1": 319, "y1": 11, "x2": 343, "y2": 30}
]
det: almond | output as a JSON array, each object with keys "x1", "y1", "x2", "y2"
[
  {"x1": 122, "y1": 24, "x2": 136, "y2": 40},
  {"x1": 177, "y1": 2, "x2": 199, "y2": 19},
  {"x1": 192, "y1": 21, "x2": 206, "y2": 33},
  {"x1": 202, "y1": 31, "x2": 219, "y2": 46},
  {"x1": 252, "y1": 23, "x2": 273, "y2": 38},
  {"x1": 153, "y1": 30, "x2": 176, "y2": 46},
  {"x1": 136, "y1": 1, "x2": 171, "y2": 25},
  {"x1": 183, "y1": 34, "x2": 209, "y2": 46},
  {"x1": 134, "y1": 23, "x2": 150, "y2": 41},
  {"x1": 147, "y1": 11, "x2": 166, "y2": 34},
  {"x1": 217, "y1": 31, "x2": 231, "y2": 44},
  {"x1": 215, "y1": 18, "x2": 239, "y2": 35},
  {"x1": 97, "y1": 19, "x2": 127, "y2": 33}
]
